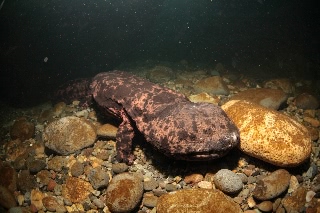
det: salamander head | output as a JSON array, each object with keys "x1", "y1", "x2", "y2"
[{"x1": 154, "y1": 102, "x2": 240, "y2": 161}]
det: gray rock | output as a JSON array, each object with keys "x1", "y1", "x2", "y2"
[
  {"x1": 88, "y1": 167, "x2": 110, "y2": 189},
  {"x1": 105, "y1": 172, "x2": 143, "y2": 213},
  {"x1": 112, "y1": 163, "x2": 129, "y2": 174},
  {"x1": 144, "y1": 178, "x2": 159, "y2": 191},
  {"x1": 213, "y1": 169, "x2": 243, "y2": 194},
  {"x1": 143, "y1": 195, "x2": 158, "y2": 208},
  {"x1": 70, "y1": 161, "x2": 84, "y2": 177},
  {"x1": 27, "y1": 159, "x2": 46, "y2": 174},
  {"x1": 43, "y1": 116, "x2": 97, "y2": 155},
  {"x1": 253, "y1": 169, "x2": 291, "y2": 200}
]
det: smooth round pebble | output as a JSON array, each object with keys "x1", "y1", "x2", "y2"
[
  {"x1": 256, "y1": 201, "x2": 273, "y2": 212},
  {"x1": 214, "y1": 169, "x2": 243, "y2": 194}
]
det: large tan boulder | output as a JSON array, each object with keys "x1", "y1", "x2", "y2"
[
  {"x1": 222, "y1": 100, "x2": 312, "y2": 167},
  {"x1": 157, "y1": 188, "x2": 242, "y2": 213}
]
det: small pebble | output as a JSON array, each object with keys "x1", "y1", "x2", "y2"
[
  {"x1": 112, "y1": 163, "x2": 128, "y2": 174},
  {"x1": 256, "y1": 200, "x2": 273, "y2": 212},
  {"x1": 184, "y1": 173, "x2": 203, "y2": 184},
  {"x1": 214, "y1": 169, "x2": 243, "y2": 194},
  {"x1": 306, "y1": 190, "x2": 316, "y2": 202}
]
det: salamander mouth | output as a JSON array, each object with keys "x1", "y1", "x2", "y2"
[{"x1": 174, "y1": 150, "x2": 230, "y2": 161}]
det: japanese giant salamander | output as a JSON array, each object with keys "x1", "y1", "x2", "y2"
[
  {"x1": 90, "y1": 71, "x2": 239, "y2": 164},
  {"x1": 55, "y1": 70, "x2": 240, "y2": 164}
]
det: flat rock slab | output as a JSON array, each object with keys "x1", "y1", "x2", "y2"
[
  {"x1": 222, "y1": 100, "x2": 312, "y2": 167},
  {"x1": 230, "y1": 88, "x2": 287, "y2": 110},
  {"x1": 43, "y1": 116, "x2": 97, "y2": 155},
  {"x1": 157, "y1": 188, "x2": 242, "y2": 213}
]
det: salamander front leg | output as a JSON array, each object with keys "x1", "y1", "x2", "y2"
[{"x1": 116, "y1": 110, "x2": 135, "y2": 165}]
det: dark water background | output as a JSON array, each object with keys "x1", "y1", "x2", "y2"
[{"x1": 0, "y1": 0, "x2": 319, "y2": 107}]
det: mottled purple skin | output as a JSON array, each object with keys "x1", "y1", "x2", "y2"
[
  {"x1": 53, "y1": 78, "x2": 92, "y2": 106},
  {"x1": 91, "y1": 71, "x2": 240, "y2": 164}
]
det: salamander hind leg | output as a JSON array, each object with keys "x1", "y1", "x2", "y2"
[{"x1": 115, "y1": 110, "x2": 135, "y2": 165}]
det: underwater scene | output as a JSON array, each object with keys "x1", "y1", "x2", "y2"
[{"x1": 0, "y1": 0, "x2": 319, "y2": 212}]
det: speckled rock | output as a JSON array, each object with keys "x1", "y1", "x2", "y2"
[
  {"x1": 43, "y1": 116, "x2": 97, "y2": 155},
  {"x1": 30, "y1": 189, "x2": 45, "y2": 211},
  {"x1": 10, "y1": 117, "x2": 35, "y2": 142},
  {"x1": 17, "y1": 170, "x2": 37, "y2": 193},
  {"x1": 213, "y1": 169, "x2": 243, "y2": 194},
  {"x1": 105, "y1": 172, "x2": 143, "y2": 213},
  {"x1": 62, "y1": 177, "x2": 93, "y2": 203},
  {"x1": 188, "y1": 92, "x2": 219, "y2": 105},
  {"x1": 253, "y1": 169, "x2": 291, "y2": 200},
  {"x1": 263, "y1": 78, "x2": 295, "y2": 94},
  {"x1": 282, "y1": 187, "x2": 307, "y2": 212},
  {"x1": 222, "y1": 100, "x2": 312, "y2": 167},
  {"x1": 42, "y1": 196, "x2": 66, "y2": 212},
  {"x1": 96, "y1": 123, "x2": 118, "y2": 138},
  {"x1": 230, "y1": 88, "x2": 287, "y2": 110},
  {"x1": 193, "y1": 76, "x2": 230, "y2": 95},
  {"x1": 47, "y1": 156, "x2": 68, "y2": 172},
  {"x1": 157, "y1": 188, "x2": 243, "y2": 213},
  {"x1": 294, "y1": 93, "x2": 319, "y2": 110},
  {"x1": 0, "y1": 185, "x2": 17, "y2": 209}
]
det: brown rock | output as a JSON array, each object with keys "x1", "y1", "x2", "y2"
[
  {"x1": 222, "y1": 100, "x2": 312, "y2": 167},
  {"x1": 17, "y1": 170, "x2": 38, "y2": 193},
  {"x1": 0, "y1": 185, "x2": 17, "y2": 209},
  {"x1": 188, "y1": 92, "x2": 219, "y2": 105},
  {"x1": 43, "y1": 116, "x2": 97, "y2": 155},
  {"x1": 30, "y1": 189, "x2": 45, "y2": 211},
  {"x1": 304, "y1": 117, "x2": 320, "y2": 127},
  {"x1": 105, "y1": 172, "x2": 143, "y2": 213},
  {"x1": 157, "y1": 188, "x2": 243, "y2": 213},
  {"x1": 282, "y1": 187, "x2": 307, "y2": 213},
  {"x1": 263, "y1": 78, "x2": 295, "y2": 94},
  {"x1": 194, "y1": 76, "x2": 230, "y2": 95},
  {"x1": 230, "y1": 88, "x2": 287, "y2": 110},
  {"x1": 62, "y1": 177, "x2": 93, "y2": 203},
  {"x1": 253, "y1": 169, "x2": 291, "y2": 200},
  {"x1": 42, "y1": 196, "x2": 64, "y2": 212},
  {"x1": 184, "y1": 173, "x2": 204, "y2": 184},
  {"x1": 0, "y1": 162, "x2": 17, "y2": 192},
  {"x1": 97, "y1": 123, "x2": 118, "y2": 138},
  {"x1": 10, "y1": 117, "x2": 35, "y2": 141},
  {"x1": 294, "y1": 93, "x2": 319, "y2": 110}
]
